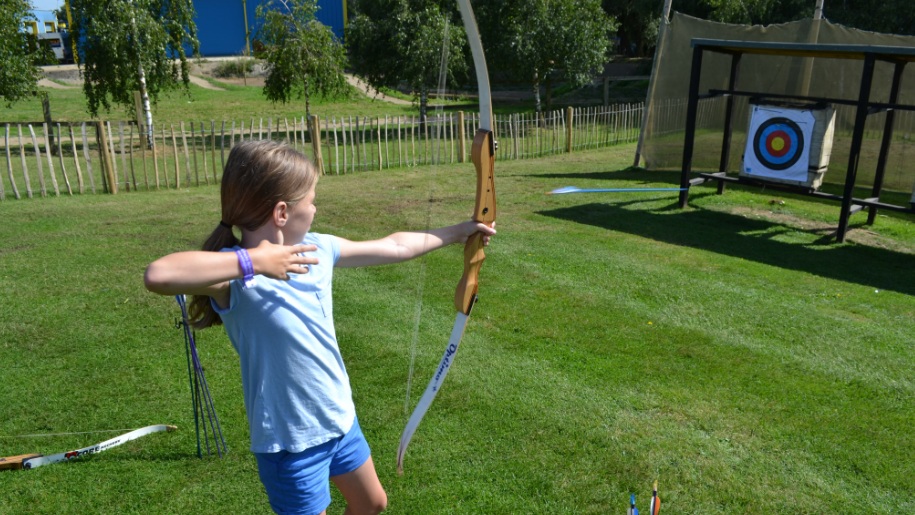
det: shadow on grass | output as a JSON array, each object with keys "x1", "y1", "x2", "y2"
[
  {"x1": 539, "y1": 198, "x2": 915, "y2": 297},
  {"x1": 540, "y1": 168, "x2": 914, "y2": 217},
  {"x1": 538, "y1": 166, "x2": 676, "y2": 184}
]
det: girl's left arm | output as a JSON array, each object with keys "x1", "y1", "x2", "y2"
[{"x1": 336, "y1": 221, "x2": 495, "y2": 268}]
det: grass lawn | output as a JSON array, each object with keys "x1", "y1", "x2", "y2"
[
  {"x1": 3, "y1": 78, "x2": 418, "y2": 125},
  {"x1": 0, "y1": 143, "x2": 913, "y2": 513}
]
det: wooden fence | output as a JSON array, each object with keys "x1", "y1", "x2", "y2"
[{"x1": 0, "y1": 103, "x2": 643, "y2": 200}]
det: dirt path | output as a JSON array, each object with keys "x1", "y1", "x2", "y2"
[
  {"x1": 39, "y1": 62, "x2": 417, "y2": 104},
  {"x1": 188, "y1": 75, "x2": 225, "y2": 91},
  {"x1": 345, "y1": 75, "x2": 412, "y2": 105},
  {"x1": 37, "y1": 78, "x2": 77, "y2": 89}
]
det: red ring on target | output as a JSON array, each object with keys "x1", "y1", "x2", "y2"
[{"x1": 765, "y1": 130, "x2": 792, "y2": 158}]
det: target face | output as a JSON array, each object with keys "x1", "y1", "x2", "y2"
[{"x1": 752, "y1": 117, "x2": 804, "y2": 171}]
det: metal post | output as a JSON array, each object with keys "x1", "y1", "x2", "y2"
[
  {"x1": 836, "y1": 53, "x2": 876, "y2": 242},
  {"x1": 867, "y1": 61, "x2": 907, "y2": 225},
  {"x1": 679, "y1": 44, "x2": 704, "y2": 208},
  {"x1": 718, "y1": 52, "x2": 742, "y2": 194}
]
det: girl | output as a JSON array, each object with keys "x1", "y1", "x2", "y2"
[{"x1": 145, "y1": 140, "x2": 494, "y2": 515}]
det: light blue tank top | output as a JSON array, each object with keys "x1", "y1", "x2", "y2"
[{"x1": 213, "y1": 233, "x2": 354, "y2": 453}]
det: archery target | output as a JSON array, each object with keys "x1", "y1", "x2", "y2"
[
  {"x1": 753, "y1": 117, "x2": 803, "y2": 170},
  {"x1": 743, "y1": 106, "x2": 815, "y2": 183}
]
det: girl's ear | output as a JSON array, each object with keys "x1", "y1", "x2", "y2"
[{"x1": 273, "y1": 201, "x2": 288, "y2": 227}]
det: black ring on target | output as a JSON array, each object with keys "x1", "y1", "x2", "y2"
[{"x1": 752, "y1": 117, "x2": 804, "y2": 171}]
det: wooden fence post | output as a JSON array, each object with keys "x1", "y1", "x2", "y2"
[
  {"x1": 55, "y1": 123, "x2": 72, "y2": 195},
  {"x1": 41, "y1": 93, "x2": 56, "y2": 155},
  {"x1": 118, "y1": 121, "x2": 129, "y2": 191},
  {"x1": 210, "y1": 120, "x2": 217, "y2": 183},
  {"x1": 95, "y1": 121, "x2": 117, "y2": 193},
  {"x1": 81, "y1": 123, "x2": 96, "y2": 194},
  {"x1": 566, "y1": 106, "x2": 574, "y2": 153},
  {"x1": 4, "y1": 124, "x2": 20, "y2": 199},
  {"x1": 133, "y1": 91, "x2": 144, "y2": 134},
  {"x1": 376, "y1": 117, "x2": 383, "y2": 171},
  {"x1": 458, "y1": 111, "x2": 466, "y2": 163},
  {"x1": 39, "y1": 123, "x2": 60, "y2": 195},
  {"x1": 150, "y1": 123, "x2": 160, "y2": 189},
  {"x1": 180, "y1": 121, "x2": 192, "y2": 185},
  {"x1": 310, "y1": 115, "x2": 324, "y2": 175},
  {"x1": 170, "y1": 124, "x2": 180, "y2": 188},
  {"x1": 68, "y1": 125, "x2": 84, "y2": 193}
]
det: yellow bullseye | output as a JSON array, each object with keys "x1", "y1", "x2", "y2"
[{"x1": 770, "y1": 137, "x2": 785, "y2": 152}]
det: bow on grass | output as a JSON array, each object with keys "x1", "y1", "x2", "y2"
[
  {"x1": 0, "y1": 425, "x2": 176, "y2": 471},
  {"x1": 396, "y1": 0, "x2": 497, "y2": 474}
]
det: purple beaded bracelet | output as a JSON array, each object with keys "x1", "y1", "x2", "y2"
[{"x1": 235, "y1": 248, "x2": 256, "y2": 288}]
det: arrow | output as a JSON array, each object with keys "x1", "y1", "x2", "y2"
[{"x1": 549, "y1": 186, "x2": 686, "y2": 195}]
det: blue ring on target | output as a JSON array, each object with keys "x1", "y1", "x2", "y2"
[{"x1": 752, "y1": 117, "x2": 804, "y2": 171}]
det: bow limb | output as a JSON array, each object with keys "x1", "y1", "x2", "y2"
[
  {"x1": 396, "y1": 0, "x2": 496, "y2": 474},
  {"x1": 10, "y1": 425, "x2": 177, "y2": 470},
  {"x1": 458, "y1": 0, "x2": 493, "y2": 132}
]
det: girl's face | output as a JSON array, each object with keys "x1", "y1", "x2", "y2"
[{"x1": 284, "y1": 184, "x2": 317, "y2": 243}]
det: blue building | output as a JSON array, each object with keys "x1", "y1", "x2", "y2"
[
  {"x1": 23, "y1": 9, "x2": 61, "y2": 35},
  {"x1": 24, "y1": 9, "x2": 71, "y2": 62},
  {"x1": 193, "y1": 0, "x2": 348, "y2": 57},
  {"x1": 27, "y1": 1, "x2": 347, "y2": 60}
]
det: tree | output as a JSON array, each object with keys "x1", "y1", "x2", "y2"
[
  {"x1": 0, "y1": 0, "x2": 42, "y2": 106},
  {"x1": 670, "y1": 0, "x2": 836, "y2": 28},
  {"x1": 496, "y1": 0, "x2": 616, "y2": 113},
  {"x1": 825, "y1": 0, "x2": 915, "y2": 36},
  {"x1": 601, "y1": 0, "x2": 660, "y2": 57},
  {"x1": 346, "y1": 0, "x2": 468, "y2": 122},
  {"x1": 699, "y1": 0, "x2": 810, "y2": 25},
  {"x1": 255, "y1": 0, "x2": 349, "y2": 119},
  {"x1": 69, "y1": 0, "x2": 199, "y2": 142}
]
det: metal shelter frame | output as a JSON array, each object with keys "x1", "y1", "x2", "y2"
[{"x1": 678, "y1": 38, "x2": 915, "y2": 242}]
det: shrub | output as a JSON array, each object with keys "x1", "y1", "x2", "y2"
[{"x1": 212, "y1": 58, "x2": 256, "y2": 78}]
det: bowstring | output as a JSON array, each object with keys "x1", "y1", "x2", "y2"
[{"x1": 404, "y1": 19, "x2": 452, "y2": 415}]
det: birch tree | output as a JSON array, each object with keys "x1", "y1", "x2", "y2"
[
  {"x1": 68, "y1": 0, "x2": 199, "y2": 143},
  {"x1": 255, "y1": 0, "x2": 349, "y2": 119}
]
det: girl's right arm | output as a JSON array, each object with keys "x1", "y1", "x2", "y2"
[
  {"x1": 144, "y1": 250, "x2": 242, "y2": 302},
  {"x1": 144, "y1": 241, "x2": 318, "y2": 303}
]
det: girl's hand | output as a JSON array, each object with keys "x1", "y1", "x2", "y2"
[
  {"x1": 459, "y1": 220, "x2": 497, "y2": 246},
  {"x1": 249, "y1": 240, "x2": 319, "y2": 280}
]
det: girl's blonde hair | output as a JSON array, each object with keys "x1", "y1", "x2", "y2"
[{"x1": 190, "y1": 140, "x2": 319, "y2": 328}]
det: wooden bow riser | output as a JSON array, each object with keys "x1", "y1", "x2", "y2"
[
  {"x1": 454, "y1": 129, "x2": 496, "y2": 315},
  {"x1": 0, "y1": 453, "x2": 42, "y2": 471}
]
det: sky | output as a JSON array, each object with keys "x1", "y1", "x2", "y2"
[{"x1": 31, "y1": 0, "x2": 63, "y2": 12}]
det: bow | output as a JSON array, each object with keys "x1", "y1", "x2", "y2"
[
  {"x1": 0, "y1": 425, "x2": 177, "y2": 470},
  {"x1": 396, "y1": 0, "x2": 496, "y2": 474}
]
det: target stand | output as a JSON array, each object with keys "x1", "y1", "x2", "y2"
[
  {"x1": 677, "y1": 39, "x2": 915, "y2": 242},
  {"x1": 739, "y1": 102, "x2": 835, "y2": 191}
]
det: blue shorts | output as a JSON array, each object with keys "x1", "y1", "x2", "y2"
[{"x1": 254, "y1": 418, "x2": 372, "y2": 515}]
